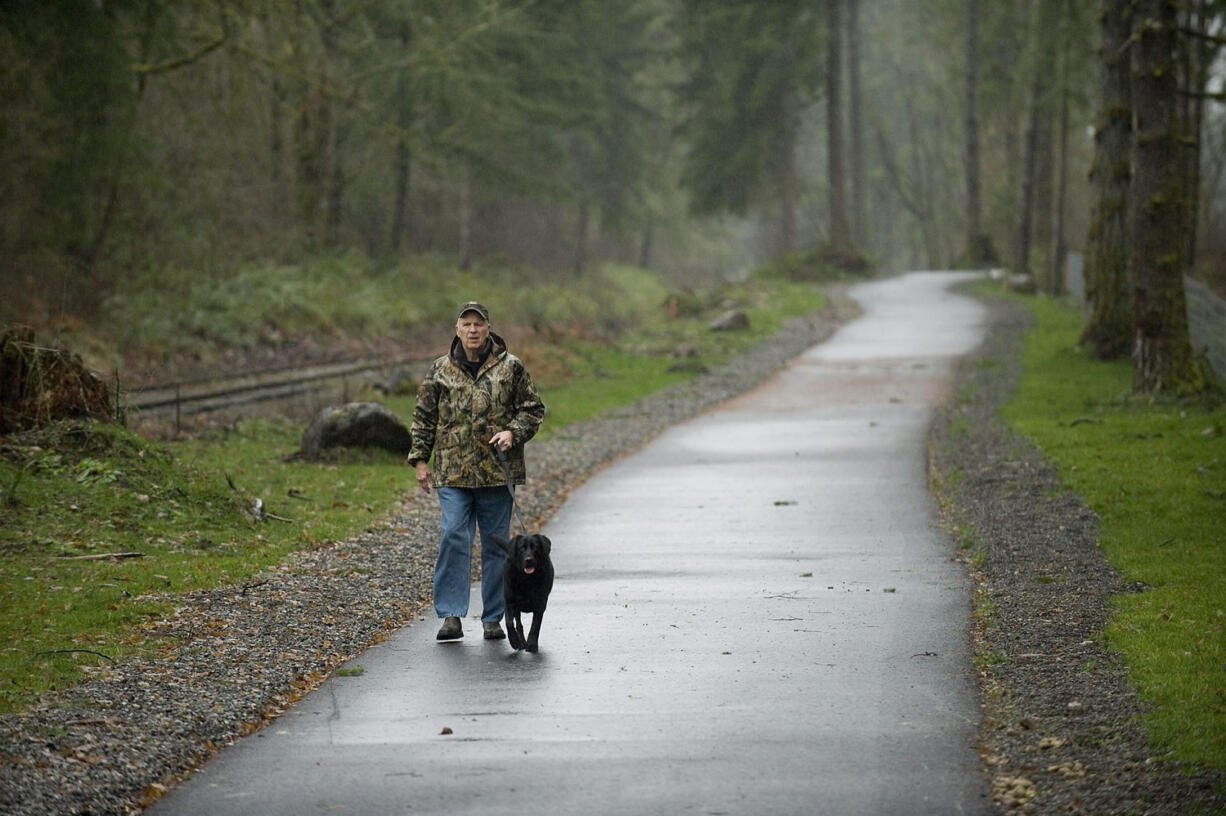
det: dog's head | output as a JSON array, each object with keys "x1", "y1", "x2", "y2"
[{"x1": 508, "y1": 533, "x2": 551, "y2": 576}]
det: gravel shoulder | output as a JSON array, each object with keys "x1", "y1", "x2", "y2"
[
  {"x1": 929, "y1": 288, "x2": 1226, "y2": 814},
  {"x1": 3, "y1": 281, "x2": 1223, "y2": 815}
]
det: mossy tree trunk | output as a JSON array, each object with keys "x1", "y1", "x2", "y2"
[
  {"x1": 1128, "y1": 0, "x2": 1201, "y2": 393},
  {"x1": 1080, "y1": 0, "x2": 1133, "y2": 359}
]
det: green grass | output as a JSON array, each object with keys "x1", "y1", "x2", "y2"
[
  {"x1": 534, "y1": 346, "x2": 690, "y2": 435},
  {"x1": 0, "y1": 418, "x2": 410, "y2": 713},
  {"x1": 534, "y1": 280, "x2": 825, "y2": 434},
  {"x1": 1002, "y1": 295, "x2": 1226, "y2": 768}
]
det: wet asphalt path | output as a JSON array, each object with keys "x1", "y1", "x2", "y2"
[{"x1": 149, "y1": 271, "x2": 992, "y2": 815}]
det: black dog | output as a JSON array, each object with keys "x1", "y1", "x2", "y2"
[{"x1": 491, "y1": 533, "x2": 554, "y2": 652}]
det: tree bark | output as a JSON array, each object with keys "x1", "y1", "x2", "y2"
[
  {"x1": 1048, "y1": 1, "x2": 1071, "y2": 295},
  {"x1": 826, "y1": 0, "x2": 849, "y2": 252},
  {"x1": 638, "y1": 218, "x2": 654, "y2": 269},
  {"x1": 389, "y1": 22, "x2": 413, "y2": 253},
  {"x1": 774, "y1": 90, "x2": 798, "y2": 256},
  {"x1": 457, "y1": 170, "x2": 472, "y2": 272},
  {"x1": 321, "y1": 0, "x2": 344, "y2": 247},
  {"x1": 963, "y1": 0, "x2": 987, "y2": 265},
  {"x1": 875, "y1": 108, "x2": 940, "y2": 268},
  {"x1": 1012, "y1": 75, "x2": 1042, "y2": 282},
  {"x1": 1081, "y1": 0, "x2": 1133, "y2": 359},
  {"x1": 847, "y1": 0, "x2": 866, "y2": 250},
  {"x1": 1129, "y1": 0, "x2": 1201, "y2": 393},
  {"x1": 1180, "y1": 0, "x2": 1211, "y2": 269},
  {"x1": 573, "y1": 196, "x2": 590, "y2": 276},
  {"x1": 80, "y1": 0, "x2": 160, "y2": 273},
  {"x1": 391, "y1": 139, "x2": 410, "y2": 252}
]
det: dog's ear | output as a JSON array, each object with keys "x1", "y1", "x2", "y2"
[
  {"x1": 490, "y1": 534, "x2": 510, "y2": 553},
  {"x1": 537, "y1": 534, "x2": 551, "y2": 555}
]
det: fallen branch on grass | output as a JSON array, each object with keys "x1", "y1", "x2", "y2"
[
  {"x1": 35, "y1": 649, "x2": 116, "y2": 663},
  {"x1": 55, "y1": 551, "x2": 146, "y2": 561}
]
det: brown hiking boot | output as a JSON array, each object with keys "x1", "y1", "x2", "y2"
[
  {"x1": 483, "y1": 621, "x2": 506, "y2": 640},
  {"x1": 436, "y1": 616, "x2": 463, "y2": 640}
]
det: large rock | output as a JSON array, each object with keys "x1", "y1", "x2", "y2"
[
  {"x1": 297, "y1": 402, "x2": 411, "y2": 460},
  {"x1": 709, "y1": 309, "x2": 750, "y2": 332}
]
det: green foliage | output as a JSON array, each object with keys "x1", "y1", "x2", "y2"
[
  {"x1": 0, "y1": 0, "x2": 135, "y2": 255},
  {"x1": 754, "y1": 245, "x2": 875, "y2": 282},
  {"x1": 101, "y1": 252, "x2": 469, "y2": 355},
  {"x1": 1004, "y1": 295, "x2": 1226, "y2": 768},
  {"x1": 524, "y1": 269, "x2": 826, "y2": 435},
  {"x1": 545, "y1": 1, "x2": 664, "y2": 235},
  {"x1": 99, "y1": 255, "x2": 682, "y2": 360},
  {"x1": 675, "y1": 1, "x2": 823, "y2": 216},
  {"x1": 536, "y1": 345, "x2": 688, "y2": 434}
]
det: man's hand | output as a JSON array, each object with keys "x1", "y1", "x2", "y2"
[
  {"x1": 414, "y1": 460, "x2": 433, "y2": 493},
  {"x1": 489, "y1": 430, "x2": 513, "y2": 452}
]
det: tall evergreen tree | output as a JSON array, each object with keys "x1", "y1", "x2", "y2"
[
  {"x1": 552, "y1": 0, "x2": 662, "y2": 274},
  {"x1": 675, "y1": 0, "x2": 822, "y2": 255}
]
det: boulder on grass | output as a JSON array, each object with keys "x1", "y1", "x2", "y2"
[
  {"x1": 709, "y1": 309, "x2": 749, "y2": 332},
  {"x1": 297, "y1": 402, "x2": 411, "y2": 461}
]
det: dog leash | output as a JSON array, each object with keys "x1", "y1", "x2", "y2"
[{"x1": 493, "y1": 444, "x2": 529, "y2": 536}]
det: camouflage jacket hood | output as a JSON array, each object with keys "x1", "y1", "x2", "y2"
[{"x1": 408, "y1": 331, "x2": 546, "y2": 488}]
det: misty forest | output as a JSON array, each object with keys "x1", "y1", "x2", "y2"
[{"x1": 2, "y1": 0, "x2": 1225, "y2": 393}]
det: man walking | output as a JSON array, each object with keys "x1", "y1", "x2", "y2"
[{"x1": 407, "y1": 302, "x2": 546, "y2": 641}]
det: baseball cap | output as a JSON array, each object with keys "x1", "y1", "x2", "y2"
[{"x1": 456, "y1": 301, "x2": 490, "y2": 321}]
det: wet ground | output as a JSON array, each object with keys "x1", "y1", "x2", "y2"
[{"x1": 148, "y1": 271, "x2": 992, "y2": 815}]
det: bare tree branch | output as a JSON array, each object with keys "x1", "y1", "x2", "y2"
[
  {"x1": 55, "y1": 551, "x2": 145, "y2": 561},
  {"x1": 35, "y1": 649, "x2": 116, "y2": 663},
  {"x1": 132, "y1": 33, "x2": 227, "y2": 76},
  {"x1": 1178, "y1": 88, "x2": 1226, "y2": 101},
  {"x1": 1180, "y1": 26, "x2": 1226, "y2": 46}
]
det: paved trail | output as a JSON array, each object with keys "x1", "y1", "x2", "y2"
[{"x1": 149, "y1": 271, "x2": 992, "y2": 815}]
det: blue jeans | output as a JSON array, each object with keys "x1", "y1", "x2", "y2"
[{"x1": 434, "y1": 486, "x2": 512, "y2": 622}]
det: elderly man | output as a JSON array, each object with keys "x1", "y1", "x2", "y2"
[{"x1": 407, "y1": 301, "x2": 546, "y2": 641}]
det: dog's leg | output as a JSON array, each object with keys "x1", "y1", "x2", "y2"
[
  {"x1": 524, "y1": 610, "x2": 544, "y2": 653},
  {"x1": 505, "y1": 608, "x2": 524, "y2": 650}
]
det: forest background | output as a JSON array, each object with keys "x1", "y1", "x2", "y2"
[{"x1": 2, "y1": 0, "x2": 1224, "y2": 391}]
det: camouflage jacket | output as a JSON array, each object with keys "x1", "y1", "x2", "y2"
[{"x1": 408, "y1": 332, "x2": 545, "y2": 488}]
